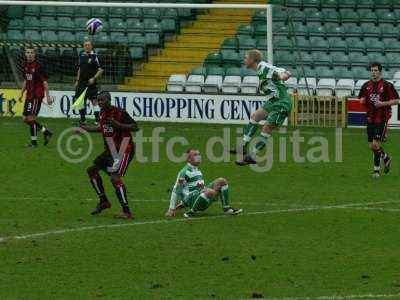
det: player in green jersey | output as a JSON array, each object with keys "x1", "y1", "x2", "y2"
[
  {"x1": 231, "y1": 49, "x2": 292, "y2": 165},
  {"x1": 165, "y1": 149, "x2": 243, "y2": 218}
]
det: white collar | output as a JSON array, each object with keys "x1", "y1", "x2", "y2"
[{"x1": 187, "y1": 163, "x2": 197, "y2": 170}]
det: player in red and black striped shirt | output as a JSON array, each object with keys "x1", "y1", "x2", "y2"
[
  {"x1": 19, "y1": 47, "x2": 53, "y2": 147},
  {"x1": 358, "y1": 63, "x2": 399, "y2": 177},
  {"x1": 80, "y1": 91, "x2": 139, "y2": 219}
]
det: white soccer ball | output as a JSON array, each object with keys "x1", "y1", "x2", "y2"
[{"x1": 86, "y1": 18, "x2": 103, "y2": 35}]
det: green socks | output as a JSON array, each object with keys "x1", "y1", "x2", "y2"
[
  {"x1": 243, "y1": 119, "x2": 259, "y2": 147},
  {"x1": 253, "y1": 131, "x2": 271, "y2": 154},
  {"x1": 190, "y1": 186, "x2": 230, "y2": 213},
  {"x1": 220, "y1": 185, "x2": 230, "y2": 209}
]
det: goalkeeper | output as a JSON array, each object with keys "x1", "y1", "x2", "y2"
[
  {"x1": 165, "y1": 149, "x2": 243, "y2": 218},
  {"x1": 230, "y1": 49, "x2": 292, "y2": 165}
]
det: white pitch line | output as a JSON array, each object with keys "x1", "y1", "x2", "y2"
[
  {"x1": 2, "y1": 196, "x2": 400, "y2": 208},
  {"x1": 336, "y1": 200, "x2": 400, "y2": 207},
  {"x1": 265, "y1": 292, "x2": 400, "y2": 300},
  {"x1": 347, "y1": 207, "x2": 400, "y2": 213},
  {"x1": 0, "y1": 196, "x2": 311, "y2": 206},
  {"x1": 1, "y1": 200, "x2": 399, "y2": 243},
  {"x1": 0, "y1": 204, "x2": 357, "y2": 243}
]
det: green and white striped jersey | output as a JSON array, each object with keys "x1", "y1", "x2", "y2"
[
  {"x1": 173, "y1": 163, "x2": 205, "y2": 200},
  {"x1": 257, "y1": 61, "x2": 290, "y2": 103}
]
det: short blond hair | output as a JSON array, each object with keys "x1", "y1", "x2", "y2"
[{"x1": 246, "y1": 49, "x2": 263, "y2": 63}]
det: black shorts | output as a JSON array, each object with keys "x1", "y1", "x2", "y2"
[
  {"x1": 23, "y1": 98, "x2": 42, "y2": 116},
  {"x1": 93, "y1": 150, "x2": 134, "y2": 176},
  {"x1": 367, "y1": 122, "x2": 388, "y2": 143},
  {"x1": 75, "y1": 82, "x2": 98, "y2": 102}
]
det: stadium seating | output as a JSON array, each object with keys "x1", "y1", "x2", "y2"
[
  {"x1": 3, "y1": 1, "x2": 206, "y2": 85},
  {"x1": 297, "y1": 77, "x2": 317, "y2": 95},
  {"x1": 354, "y1": 79, "x2": 368, "y2": 95},
  {"x1": 316, "y1": 78, "x2": 336, "y2": 96},
  {"x1": 178, "y1": 0, "x2": 400, "y2": 95},
  {"x1": 204, "y1": 75, "x2": 223, "y2": 93},
  {"x1": 3, "y1": 0, "x2": 400, "y2": 94},
  {"x1": 167, "y1": 66, "x2": 259, "y2": 93},
  {"x1": 241, "y1": 76, "x2": 260, "y2": 94},
  {"x1": 167, "y1": 74, "x2": 187, "y2": 92},
  {"x1": 0, "y1": 47, "x2": 12, "y2": 83},
  {"x1": 185, "y1": 75, "x2": 205, "y2": 93},
  {"x1": 222, "y1": 75, "x2": 242, "y2": 94},
  {"x1": 335, "y1": 78, "x2": 355, "y2": 97}
]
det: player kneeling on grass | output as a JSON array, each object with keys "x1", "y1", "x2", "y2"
[
  {"x1": 230, "y1": 49, "x2": 291, "y2": 165},
  {"x1": 165, "y1": 149, "x2": 243, "y2": 218},
  {"x1": 80, "y1": 91, "x2": 139, "y2": 219}
]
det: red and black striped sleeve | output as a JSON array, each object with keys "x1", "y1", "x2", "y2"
[{"x1": 387, "y1": 81, "x2": 399, "y2": 100}]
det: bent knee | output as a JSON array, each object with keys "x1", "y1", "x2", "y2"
[
  {"x1": 216, "y1": 177, "x2": 228, "y2": 186},
  {"x1": 203, "y1": 189, "x2": 216, "y2": 199},
  {"x1": 87, "y1": 166, "x2": 98, "y2": 176},
  {"x1": 251, "y1": 113, "x2": 263, "y2": 123},
  {"x1": 110, "y1": 174, "x2": 121, "y2": 185},
  {"x1": 370, "y1": 142, "x2": 380, "y2": 152},
  {"x1": 263, "y1": 123, "x2": 275, "y2": 133}
]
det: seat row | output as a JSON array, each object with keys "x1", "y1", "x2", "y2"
[
  {"x1": 7, "y1": 6, "x2": 196, "y2": 20},
  {"x1": 167, "y1": 74, "x2": 400, "y2": 98},
  {"x1": 269, "y1": 0, "x2": 399, "y2": 10}
]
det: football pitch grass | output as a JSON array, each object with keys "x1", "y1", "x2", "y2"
[{"x1": 1, "y1": 117, "x2": 400, "y2": 300}]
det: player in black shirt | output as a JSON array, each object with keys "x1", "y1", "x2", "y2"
[{"x1": 75, "y1": 40, "x2": 104, "y2": 125}]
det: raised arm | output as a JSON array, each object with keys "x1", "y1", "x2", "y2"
[
  {"x1": 273, "y1": 70, "x2": 291, "y2": 82},
  {"x1": 262, "y1": 63, "x2": 291, "y2": 82}
]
